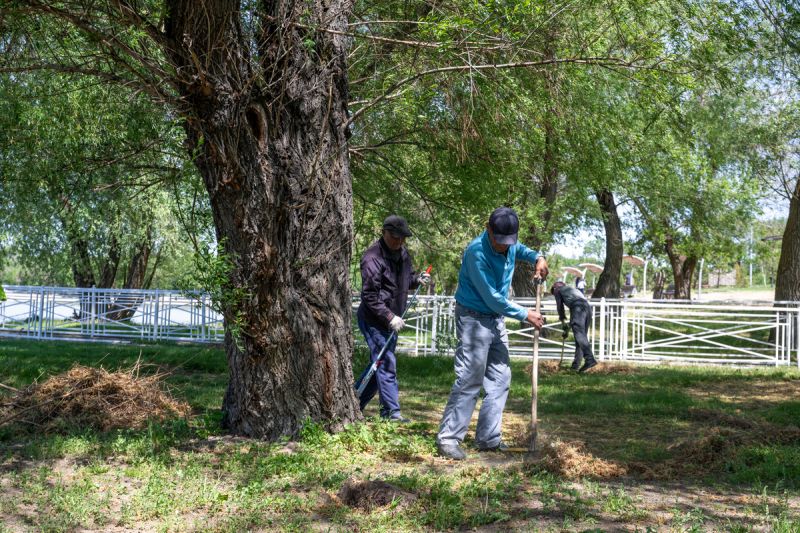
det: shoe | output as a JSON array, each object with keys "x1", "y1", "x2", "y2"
[
  {"x1": 383, "y1": 411, "x2": 411, "y2": 423},
  {"x1": 437, "y1": 443, "x2": 467, "y2": 460},
  {"x1": 579, "y1": 359, "x2": 598, "y2": 373},
  {"x1": 570, "y1": 361, "x2": 581, "y2": 371},
  {"x1": 478, "y1": 441, "x2": 510, "y2": 452}
]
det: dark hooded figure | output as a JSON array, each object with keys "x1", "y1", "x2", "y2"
[{"x1": 552, "y1": 281, "x2": 598, "y2": 373}]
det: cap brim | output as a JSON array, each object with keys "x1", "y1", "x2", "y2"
[{"x1": 493, "y1": 233, "x2": 517, "y2": 245}]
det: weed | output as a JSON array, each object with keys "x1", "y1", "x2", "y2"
[{"x1": 601, "y1": 487, "x2": 648, "y2": 520}]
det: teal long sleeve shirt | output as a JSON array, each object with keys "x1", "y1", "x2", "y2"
[{"x1": 454, "y1": 231, "x2": 543, "y2": 321}]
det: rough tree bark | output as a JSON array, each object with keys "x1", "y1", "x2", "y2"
[
  {"x1": 664, "y1": 235, "x2": 697, "y2": 300},
  {"x1": 164, "y1": 1, "x2": 360, "y2": 439},
  {"x1": 97, "y1": 235, "x2": 120, "y2": 289},
  {"x1": 775, "y1": 178, "x2": 800, "y2": 302},
  {"x1": 591, "y1": 189, "x2": 623, "y2": 299},
  {"x1": 106, "y1": 227, "x2": 154, "y2": 321}
]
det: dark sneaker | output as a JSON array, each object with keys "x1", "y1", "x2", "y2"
[
  {"x1": 437, "y1": 443, "x2": 467, "y2": 460},
  {"x1": 570, "y1": 361, "x2": 581, "y2": 371},
  {"x1": 579, "y1": 359, "x2": 598, "y2": 373},
  {"x1": 389, "y1": 415, "x2": 411, "y2": 424},
  {"x1": 478, "y1": 441, "x2": 510, "y2": 452}
]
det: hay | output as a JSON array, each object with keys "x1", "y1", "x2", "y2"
[
  {"x1": 337, "y1": 478, "x2": 417, "y2": 511},
  {"x1": 538, "y1": 439, "x2": 628, "y2": 480},
  {"x1": 524, "y1": 360, "x2": 569, "y2": 377},
  {"x1": 0, "y1": 364, "x2": 191, "y2": 432},
  {"x1": 525, "y1": 361, "x2": 641, "y2": 377}
]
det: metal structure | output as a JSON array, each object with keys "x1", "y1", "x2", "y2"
[
  {"x1": 1, "y1": 285, "x2": 798, "y2": 367},
  {"x1": 0, "y1": 285, "x2": 223, "y2": 342}
]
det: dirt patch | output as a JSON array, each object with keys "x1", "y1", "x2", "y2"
[
  {"x1": 337, "y1": 478, "x2": 417, "y2": 511},
  {"x1": 688, "y1": 379, "x2": 800, "y2": 406},
  {"x1": 0, "y1": 364, "x2": 190, "y2": 432},
  {"x1": 535, "y1": 439, "x2": 628, "y2": 480},
  {"x1": 526, "y1": 361, "x2": 642, "y2": 377},
  {"x1": 687, "y1": 407, "x2": 759, "y2": 429}
]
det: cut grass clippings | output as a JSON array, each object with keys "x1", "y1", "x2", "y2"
[{"x1": 0, "y1": 363, "x2": 190, "y2": 433}]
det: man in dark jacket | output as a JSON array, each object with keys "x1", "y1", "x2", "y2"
[
  {"x1": 357, "y1": 215, "x2": 430, "y2": 422},
  {"x1": 552, "y1": 281, "x2": 597, "y2": 373}
]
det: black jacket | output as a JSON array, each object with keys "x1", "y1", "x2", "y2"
[
  {"x1": 357, "y1": 238, "x2": 420, "y2": 329},
  {"x1": 555, "y1": 285, "x2": 588, "y2": 321}
]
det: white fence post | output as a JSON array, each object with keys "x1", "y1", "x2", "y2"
[
  {"x1": 90, "y1": 289, "x2": 97, "y2": 338},
  {"x1": 37, "y1": 287, "x2": 45, "y2": 339},
  {"x1": 431, "y1": 298, "x2": 438, "y2": 356},
  {"x1": 599, "y1": 298, "x2": 606, "y2": 361},
  {"x1": 775, "y1": 311, "x2": 780, "y2": 367},
  {"x1": 153, "y1": 290, "x2": 160, "y2": 341}
]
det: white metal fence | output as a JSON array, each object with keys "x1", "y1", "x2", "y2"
[
  {"x1": 0, "y1": 286, "x2": 223, "y2": 342},
  {"x1": 1, "y1": 286, "x2": 798, "y2": 367}
]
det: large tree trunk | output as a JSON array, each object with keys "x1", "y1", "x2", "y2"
[
  {"x1": 592, "y1": 189, "x2": 623, "y2": 299},
  {"x1": 664, "y1": 235, "x2": 697, "y2": 300},
  {"x1": 775, "y1": 178, "x2": 800, "y2": 302},
  {"x1": 165, "y1": 1, "x2": 360, "y2": 439},
  {"x1": 107, "y1": 227, "x2": 154, "y2": 321},
  {"x1": 122, "y1": 228, "x2": 152, "y2": 290},
  {"x1": 97, "y1": 234, "x2": 120, "y2": 289},
  {"x1": 63, "y1": 224, "x2": 96, "y2": 288}
]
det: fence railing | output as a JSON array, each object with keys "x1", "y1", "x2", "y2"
[
  {"x1": 1, "y1": 286, "x2": 798, "y2": 367},
  {"x1": 0, "y1": 286, "x2": 223, "y2": 343}
]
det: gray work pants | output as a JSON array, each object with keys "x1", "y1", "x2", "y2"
[
  {"x1": 570, "y1": 301, "x2": 595, "y2": 366},
  {"x1": 437, "y1": 303, "x2": 511, "y2": 449}
]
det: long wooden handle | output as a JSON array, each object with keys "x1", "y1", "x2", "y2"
[{"x1": 530, "y1": 278, "x2": 542, "y2": 453}]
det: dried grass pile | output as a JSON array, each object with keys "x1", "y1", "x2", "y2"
[
  {"x1": 337, "y1": 478, "x2": 417, "y2": 511},
  {"x1": 525, "y1": 361, "x2": 641, "y2": 377},
  {"x1": 631, "y1": 409, "x2": 800, "y2": 479},
  {"x1": 0, "y1": 364, "x2": 191, "y2": 433},
  {"x1": 524, "y1": 361, "x2": 569, "y2": 376},
  {"x1": 538, "y1": 439, "x2": 628, "y2": 480}
]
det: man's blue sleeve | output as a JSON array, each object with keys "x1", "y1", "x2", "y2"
[
  {"x1": 516, "y1": 243, "x2": 542, "y2": 264},
  {"x1": 464, "y1": 254, "x2": 528, "y2": 321}
]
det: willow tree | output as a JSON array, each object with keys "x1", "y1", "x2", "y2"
[
  {"x1": 3, "y1": 1, "x2": 360, "y2": 439},
  {"x1": 0, "y1": 72, "x2": 183, "y2": 290},
  {"x1": 753, "y1": 0, "x2": 800, "y2": 302}
]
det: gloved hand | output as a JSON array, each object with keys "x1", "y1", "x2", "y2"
[
  {"x1": 561, "y1": 322, "x2": 570, "y2": 339},
  {"x1": 418, "y1": 272, "x2": 431, "y2": 286},
  {"x1": 389, "y1": 315, "x2": 405, "y2": 332}
]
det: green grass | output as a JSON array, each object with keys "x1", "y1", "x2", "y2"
[{"x1": 1, "y1": 338, "x2": 799, "y2": 531}]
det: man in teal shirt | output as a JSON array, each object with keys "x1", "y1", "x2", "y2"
[{"x1": 437, "y1": 207, "x2": 548, "y2": 460}]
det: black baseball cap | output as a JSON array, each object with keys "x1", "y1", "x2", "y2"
[
  {"x1": 382, "y1": 215, "x2": 412, "y2": 237},
  {"x1": 488, "y1": 207, "x2": 519, "y2": 245}
]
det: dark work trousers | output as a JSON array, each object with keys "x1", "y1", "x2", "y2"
[
  {"x1": 357, "y1": 317, "x2": 401, "y2": 418},
  {"x1": 570, "y1": 301, "x2": 595, "y2": 366}
]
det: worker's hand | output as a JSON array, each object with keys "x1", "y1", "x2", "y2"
[
  {"x1": 418, "y1": 271, "x2": 431, "y2": 286},
  {"x1": 534, "y1": 257, "x2": 549, "y2": 281},
  {"x1": 389, "y1": 315, "x2": 405, "y2": 332},
  {"x1": 526, "y1": 309, "x2": 544, "y2": 330},
  {"x1": 561, "y1": 322, "x2": 570, "y2": 339}
]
